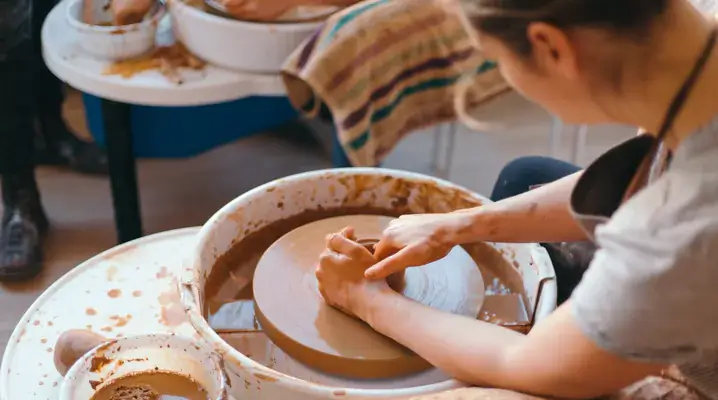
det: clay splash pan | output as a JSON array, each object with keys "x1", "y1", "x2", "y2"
[{"x1": 252, "y1": 215, "x2": 486, "y2": 380}]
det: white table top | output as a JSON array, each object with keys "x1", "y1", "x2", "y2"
[
  {"x1": 43, "y1": 0, "x2": 287, "y2": 106},
  {"x1": 0, "y1": 228, "x2": 201, "y2": 400}
]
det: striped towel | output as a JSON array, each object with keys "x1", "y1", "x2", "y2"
[{"x1": 281, "y1": 0, "x2": 509, "y2": 167}]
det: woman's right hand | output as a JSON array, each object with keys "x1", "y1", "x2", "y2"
[{"x1": 366, "y1": 213, "x2": 470, "y2": 280}]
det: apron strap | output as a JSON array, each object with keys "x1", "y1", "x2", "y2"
[{"x1": 656, "y1": 26, "x2": 718, "y2": 141}]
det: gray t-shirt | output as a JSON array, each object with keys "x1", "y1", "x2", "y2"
[{"x1": 572, "y1": 116, "x2": 718, "y2": 398}]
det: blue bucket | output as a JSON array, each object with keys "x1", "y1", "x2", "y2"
[{"x1": 82, "y1": 93, "x2": 299, "y2": 158}]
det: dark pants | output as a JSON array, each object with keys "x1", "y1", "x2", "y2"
[
  {"x1": 490, "y1": 156, "x2": 593, "y2": 305},
  {"x1": 0, "y1": 0, "x2": 63, "y2": 175}
]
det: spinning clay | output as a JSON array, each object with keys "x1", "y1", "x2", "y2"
[{"x1": 253, "y1": 215, "x2": 485, "y2": 379}]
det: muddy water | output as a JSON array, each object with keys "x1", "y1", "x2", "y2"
[
  {"x1": 204, "y1": 208, "x2": 527, "y2": 334},
  {"x1": 89, "y1": 371, "x2": 209, "y2": 400}
]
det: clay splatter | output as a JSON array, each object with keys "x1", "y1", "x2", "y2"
[
  {"x1": 106, "y1": 265, "x2": 118, "y2": 281},
  {"x1": 156, "y1": 266, "x2": 169, "y2": 279},
  {"x1": 110, "y1": 314, "x2": 132, "y2": 327},
  {"x1": 86, "y1": 308, "x2": 97, "y2": 316},
  {"x1": 158, "y1": 280, "x2": 186, "y2": 327},
  {"x1": 132, "y1": 290, "x2": 143, "y2": 297},
  {"x1": 107, "y1": 289, "x2": 122, "y2": 298},
  {"x1": 253, "y1": 373, "x2": 278, "y2": 382}
]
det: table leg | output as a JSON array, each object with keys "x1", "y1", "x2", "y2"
[{"x1": 101, "y1": 99, "x2": 143, "y2": 243}]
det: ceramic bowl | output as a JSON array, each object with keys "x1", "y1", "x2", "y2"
[
  {"x1": 169, "y1": 0, "x2": 335, "y2": 73},
  {"x1": 60, "y1": 333, "x2": 230, "y2": 400},
  {"x1": 66, "y1": 0, "x2": 165, "y2": 61},
  {"x1": 180, "y1": 168, "x2": 558, "y2": 399}
]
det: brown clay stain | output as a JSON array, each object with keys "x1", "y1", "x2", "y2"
[
  {"x1": 33, "y1": 320, "x2": 40, "y2": 326},
  {"x1": 156, "y1": 266, "x2": 169, "y2": 279},
  {"x1": 16, "y1": 328, "x2": 26, "y2": 343},
  {"x1": 86, "y1": 308, "x2": 97, "y2": 316},
  {"x1": 89, "y1": 379, "x2": 102, "y2": 389},
  {"x1": 333, "y1": 389, "x2": 347, "y2": 396},
  {"x1": 110, "y1": 314, "x2": 132, "y2": 327},
  {"x1": 253, "y1": 373, "x2": 278, "y2": 382},
  {"x1": 132, "y1": 290, "x2": 143, "y2": 297},
  {"x1": 101, "y1": 326, "x2": 113, "y2": 333},
  {"x1": 106, "y1": 265, "x2": 118, "y2": 281},
  {"x1": 90, "y1": 355, "x2": 112, "y2": 372},
  {"x1": 41, "y1": 338, "x2": 47, "y2": 344},
  {"x1": 527, "y1": 202, "x2": 539, "y2": 214},
  {"x1": 108, "y1": 289, "x2": 122, "y2": 298},
  {"x1": 158, "y1": 279, "x2": 186, "y2": 327}
]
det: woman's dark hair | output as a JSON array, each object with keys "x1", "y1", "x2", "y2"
[{"x1": 461, "y1": 0, "x2": 669, "y2": 56}]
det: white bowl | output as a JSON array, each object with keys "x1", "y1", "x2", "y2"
[
  {"x1": 181, "y1": 168, "x2": 558, "y2": 399},
  {"x1": 60, "y1": 333, "x2": 230, "y2": 400},
  {"x1": 66, "y1": 0, "x2": 165, "y2": 61},
  {"x1": 169, "y1": 0, "x2": 327, "y2": 73}
]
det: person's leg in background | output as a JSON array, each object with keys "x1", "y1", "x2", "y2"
[
  {"x1": 31, "y1": 0, "x2": 108, "y2": 175},
  {"x1": 490, "y1": 156, "x2": 595, "y2": 306},
  {"x1": 0, "y1": 1, "x2": 49, "y2": 281}
]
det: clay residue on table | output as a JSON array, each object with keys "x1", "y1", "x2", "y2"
[{"x1": 103, "y1": 43, "x2": 206, "y2": 84}]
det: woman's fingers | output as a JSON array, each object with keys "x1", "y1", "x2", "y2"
[
  {"x1": 327, "y1": 232, "x2": 372, "y2": 260},
  {"x1": 373, "y1": 238, "x2": 399, "y2": 261},
  {"x1": 339, "y1": 226, "x2": 356, "y2": 241},
  {"x1": 364, "y1": 246, "x2": 415, "y2": 279}
]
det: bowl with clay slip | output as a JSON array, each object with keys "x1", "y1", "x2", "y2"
[
  {"x1": 66, "y1": 0, "x2": 166, "y2": 61},
  {"x1": 168, "y1": 0, "x2": 339, "y2": 73},
  {"x1": 59, "y1": 333, "x2": 231, "y2": 400}
]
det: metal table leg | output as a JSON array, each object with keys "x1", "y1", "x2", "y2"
[{"x1": 101, "y1": 99, "x2": 143, "y2": 243}]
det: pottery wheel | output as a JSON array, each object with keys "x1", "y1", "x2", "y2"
[{"x1": 253, "y1": 215, "x2": 485, "y2": 379}]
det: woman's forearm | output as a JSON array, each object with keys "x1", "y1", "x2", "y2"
[
  {"x1": 361, "y1": 287, "x2": 525, "y2": 387},
  {"x1": 450, "y1": 171, "x2": 588, "y2": 244}
]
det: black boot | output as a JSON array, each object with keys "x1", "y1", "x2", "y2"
[
  {"x1": 34, "y1": 113, "x2": 109, "y2": 176},
  {"x1": 0, "y1": 172, "x2": 49, "y2": 281}
]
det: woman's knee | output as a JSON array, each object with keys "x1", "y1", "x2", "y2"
[
  {"x1": 491, "y1": 156, "x2": 581, "y2": 201},
  {"x1": 491, "y1": 156, "x2": 562, "y2": 201}
]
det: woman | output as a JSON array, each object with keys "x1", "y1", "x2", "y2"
[
  {"x1": 315, "y1": 0, "x2": 718, "y2": 398},
  {"x1": 0, "y1": 0, "x2": 108, "y2": 281}
]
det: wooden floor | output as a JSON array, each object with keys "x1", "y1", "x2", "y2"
[{"x1": 0, "y1": 89, "x2": 633, "y2": 359}]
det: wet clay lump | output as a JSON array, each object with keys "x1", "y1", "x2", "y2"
[
  {"x1": 89, "y1": 371, "x2": 209, "y2": 400},
  {"x1": 252, "y1": 215, "x2": 485, "y2": 379},
  {"x1": 54, "y1": 329, "x2": 106, "y2": 376}
]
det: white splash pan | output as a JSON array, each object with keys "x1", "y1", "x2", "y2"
[{"x1": 181, "y1": 168, "x2": 557, "y2": 399}]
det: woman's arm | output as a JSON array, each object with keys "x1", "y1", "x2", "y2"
[
  {"x1": 449, "y1": 171, "x2": 588, "y2": 244},
  {"x1": 357, "y1": 288, "x2": 664, "y2": 399},
  {"x1": 369, "y1": 172, "x2": 587, "y2": 279}
]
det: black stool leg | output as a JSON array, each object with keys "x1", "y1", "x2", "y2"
[{"x1": 101, "y1": 99, "x2": 142, "y2": 243}]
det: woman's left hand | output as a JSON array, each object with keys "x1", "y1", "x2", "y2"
[{"x1": 316, "y1": 227, "x2": 389, "y2": 319}]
